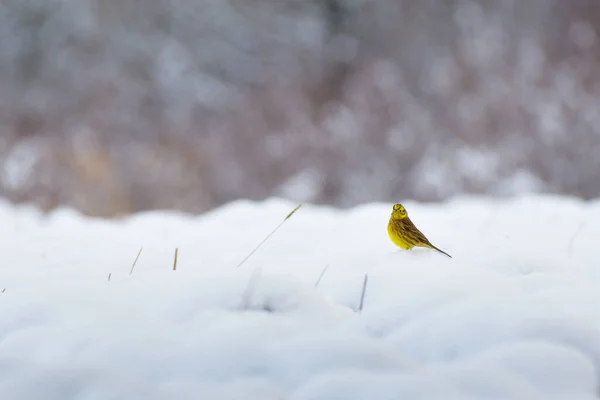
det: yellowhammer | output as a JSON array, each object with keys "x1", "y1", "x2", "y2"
[{"x1": 387, "y1": 203, "x2": 452, "y2": 258}]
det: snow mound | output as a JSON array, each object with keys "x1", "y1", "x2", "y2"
[{"x1": 1, "y1": 195, "x2": 600, "y2": 399}]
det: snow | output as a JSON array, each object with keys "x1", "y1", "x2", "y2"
[{"x1": 1, "y1": 195, "x2": 600, "y2": 399}]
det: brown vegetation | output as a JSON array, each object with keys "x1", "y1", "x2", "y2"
[{"x1": 0, "y1": 0, "x2": 599, "y2": 216}]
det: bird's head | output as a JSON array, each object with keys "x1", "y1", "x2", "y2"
[{"x1": 390, "y1": 203, "x2": 408, "y2": 220}]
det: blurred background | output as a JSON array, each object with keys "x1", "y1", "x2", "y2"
[{"x1": 1, "y1": 0, "x2": 599, "y2": 217}]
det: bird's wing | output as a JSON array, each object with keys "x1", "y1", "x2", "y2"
[
  {"x1": 403, "y1": 218, "x2": 452, "y2": 258},
  {"x1": 402, "y1": 218, "x2": 432, "y2": 245}
]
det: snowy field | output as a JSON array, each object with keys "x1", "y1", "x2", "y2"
[{"x1": 1, "y1": 195, "x2": 600, "y2": 399}]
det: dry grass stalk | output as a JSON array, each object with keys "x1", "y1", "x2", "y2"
[
  {"x1": 235, "y1": 203, "x2": 303, "y2": 269},
  {"x1": 173, "y1": 248, "x2": 179, "y2": 271},
  {"x1": 129, "y1": 247, "x2": 144, "y2": 275},
  {"x1": 314, "y1": 264, "x2": 330, "y2": 288},
  {"x1": 357, "y1": 274, "x2": 368, "y2": 313}
]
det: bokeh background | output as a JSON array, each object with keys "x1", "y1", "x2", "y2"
[{"x1": 1, "y1": 0, "x2": 599, "y2": 217}]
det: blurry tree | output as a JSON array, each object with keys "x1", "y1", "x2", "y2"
[{"x1": 1, "y1": 0, "x2": 600, "y2": 216}]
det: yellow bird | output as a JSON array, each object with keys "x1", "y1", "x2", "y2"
[{"x1": 387, "y1": 203, "x2": 452, "y2": 258}]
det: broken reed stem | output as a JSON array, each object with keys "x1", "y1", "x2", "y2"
[
  {"x1": 314, "y1": 264, "x2": 330, "y2": 288},
  {"x1": 1, "y1": 288, "x2": 5, "y2": 293},
  {"x1": 107, "y1": 273, "x2": 112, "y2": 282},
  {"x1": 129, "y1": 247, "x2": 144, "y2": 275},
  {"x1": 173, "y1": 248, "x2": 179, "y2": 271},
  {"x1": 357, "y1": 274, "x2": 369, "y2": 313},
  {"x1": 235, "y1": 203, "x2": 303, "y2": 269}
]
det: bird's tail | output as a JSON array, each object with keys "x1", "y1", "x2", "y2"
[{"x1": 427, "y1": 243, "x2": 452, "y2": 258}]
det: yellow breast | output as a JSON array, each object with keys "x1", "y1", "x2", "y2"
[{"x1": 387, "y1": 220, "x2": 414, "y2": 250}]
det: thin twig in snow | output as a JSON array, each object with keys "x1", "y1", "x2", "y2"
[
  {"x1": 314, "y1": 264, "x2": 330, "y2": 288},
  {"x1": 357, "y1": 274, "x2": 369, "y2": 313},
  {"x1": 107, "y1": 273, "x2": 112, "y2": 282},
  {"x1": 235, "y1": 203, "x2": 303, "y2": 269},
  {"x1": 129, "y1": 247, "x2": 144, "y2": 275}
]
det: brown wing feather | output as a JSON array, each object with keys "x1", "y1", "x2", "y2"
[
  {"x1": 393, "y1": 217, "x2": 452, "y2": 257},
  {"x1": 401, "y1": 217, "x2": 432, "y2": 246},
  {"x1": 403, "y1": 217, "x2": 452, "y2": 258}
]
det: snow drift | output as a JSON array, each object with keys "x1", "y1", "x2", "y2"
[{"x1": 1, "y1": 195, "x2": 599, "y2": 399}]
